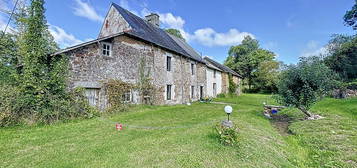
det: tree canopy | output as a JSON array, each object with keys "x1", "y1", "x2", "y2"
[
  {"x1": 165, "y1": 28, "x2": 185, "y2": 41},
  {"x1": 276, "y1": 57, "x2": 338, "y2": 117},
  {"x1": 344, "y1": 0, "x2": 357, "y2": 30},
  {"x1": 324, "y1": 34, "x2": 357, "y2": 81},
  {"x1": 224, "y1": 36, "x2": 279, "y2": 92}
]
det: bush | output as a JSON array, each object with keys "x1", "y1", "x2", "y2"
[
  {"x1": 228, "y1": 74, "x2": 237, "y2": 94},
  {"x1": 0, "y1": 85, "x2": 98, "y2": 127},
  {"x1": 346, "y1": 81, "x2": 357, "y2": 90},
  {"x1": 215, "y1": 123, "x2": 239, "y2": 146},
  {"x1": 275, "y1": 57, "x2": 339, "y2": 117},
  {"x1": 217, "y1": 93, "x2": 226, "y2": 98}
]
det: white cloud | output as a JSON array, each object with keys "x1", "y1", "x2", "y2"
[
  {"x1": 159, "y1": 13, "x2": 185, "y2": 30},
  {"x1": 116, "y1": 1, "x2": 255, "y2": 47},
  {"x1": 300, "y1": 40, "x2": 327, "y2": 57},
  {"x1": 73, "y1": 0, "x2": 103, "y2": 22},
  {"x1": 189, "y1": 28, "x2": 254, "y2": 47},
  {"x1": 49, "y1": 25, "x2": 83, "y2": 48},
  {"x1": 301, "y1": 47, "x2": 327, "y2": 57}
]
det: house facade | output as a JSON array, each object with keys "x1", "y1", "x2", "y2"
[
  {"x1": 204, "y1": 57, "x2": 242, "y2": 95},
  {"x1": 53, "y1": 3, "x2": 241, "y2": 109}
]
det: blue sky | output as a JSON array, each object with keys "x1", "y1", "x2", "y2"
[{"x1": 0, "y1": 0, "x2": 355, "y2": 64}]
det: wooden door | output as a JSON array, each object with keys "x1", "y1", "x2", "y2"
[{"x1": 84, "y1": 88, "x2": 100, "y2": 107}]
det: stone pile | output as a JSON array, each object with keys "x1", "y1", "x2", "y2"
[
  {"x1": 263, "y1": 105, "x2": 286, "y2": 119},
  {"x1": 332, "y1": 89, "x2": 357, "y2": 99}
]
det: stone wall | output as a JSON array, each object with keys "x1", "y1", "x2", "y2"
[
  {"x1": 98, "y1": 6, "x2": 131, "y2": 38},
  {"x1": 232, "y1": 76, "x2": 241, "y2": 95},
  {"x1": 332, "y1": 89, "x2": 357, "y2": 99},
  {"x1": 64, "y1": 35, "x2": 206, "y2": 109},
  {"x1": 221, "y1": 73, "x2": 229, "y2": 94},
  {"x1": 206, "y1": 68, "x2": 222, "y2": 97}
]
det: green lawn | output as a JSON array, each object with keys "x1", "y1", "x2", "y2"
[{"x1": 0, "y1": 94, "x2": 356, "y2": 168}]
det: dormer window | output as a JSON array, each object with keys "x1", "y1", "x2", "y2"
[{"x1": 102, "y1": 42, "x2": 112, "y2": 57}]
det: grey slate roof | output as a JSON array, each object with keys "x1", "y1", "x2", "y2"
[
  {"x1": 167, "y1": 34, "x2": 203, "y2": 62},
  {"x1": 112, "y1": 3, "x2": 204, "y2": 63},
  {"x1": 204, "y1": 57, "x2": 242, "y2": 77}
]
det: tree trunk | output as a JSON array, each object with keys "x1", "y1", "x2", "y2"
[{"x1": 298, "y1": 107, "x2": 313, "y2": 117}]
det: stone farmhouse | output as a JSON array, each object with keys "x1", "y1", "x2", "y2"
[{"x1": 53, "y1": 3, "x2": 242, "y2": 110}]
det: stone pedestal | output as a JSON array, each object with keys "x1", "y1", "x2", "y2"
[{"x1": 221, "y1": 120, "x2": 234, "y2": 128}]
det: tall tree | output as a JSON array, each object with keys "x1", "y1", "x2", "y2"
[
  {"x1": 224, "y1": 36, "x2": 278, "y2": 91},
  {"x1": 344, "y1": 0, "x2": 357, "y2": 30},
  {"x1": 0, "y1": 32, "x2": 18, "y2": 85},
  {"x1": 165, "y1": 28, "x2": 185, "y2": 41},
  {"x1": 18, "y1": 0, "x2": 60, "y2": 112},
  {"x1": 324, "y1": 34, "x2": 357, "y2": 81}
]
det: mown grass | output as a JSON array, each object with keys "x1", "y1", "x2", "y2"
[
  {"x1": 282, "y1": 98, "x2": 357, "y2": 168},
  {"x1": 0, "y1": 94, "x2": 356, "y2": 168}
]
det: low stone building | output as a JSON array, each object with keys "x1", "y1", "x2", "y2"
[
  {"x1": 53, "y1": 3, "x2": 241, "y2": 109},
  {"x1": 204, "y1": 57, "x2": 242, "y2": 95}
]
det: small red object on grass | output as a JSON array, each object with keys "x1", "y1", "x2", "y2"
[{"x1": 115, "y1": 123, "x2": 123, "y2": 131}]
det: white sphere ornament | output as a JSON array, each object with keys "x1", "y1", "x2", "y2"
[{"x1": 224, "y1": 105, "x2": 233, "y2": 114}]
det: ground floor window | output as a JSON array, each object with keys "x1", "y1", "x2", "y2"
[
  {"x1": 200, "y1": 86, "x2": 204, "y2": 100},
  {"x1": 84, "y1": 88, "x2": 100, "y2": 107},
  {"x1": 191, "y1": 86, "x2": 195, "y2": 99},
  {"x1": 213, "y1": 83, "x2": 217, "y2": 96},
  {"x1": 167, "y1": 85, "x2": 172, "y2": 100},
  {"x1": 122, "y1": 90, "x2": 131, "y2": 103}
]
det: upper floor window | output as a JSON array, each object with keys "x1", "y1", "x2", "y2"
[
  {"x1": 214, "y1": 70, "x2": 217, "y2": 78},
  {"x1": 191, "y1": 63, "x2": 195, "y2": 75},
  {"x1": 167, "y1": 56, "x2": 171, "y2": 71},
  {"x1": 166, "y1": 85, "x2": 172, "y2": 100},
  {"x1": 102, "y1": 42, "x2": 112, "y2": 57}
]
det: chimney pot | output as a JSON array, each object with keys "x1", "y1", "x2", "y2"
[{"x1": 145, "y1": 13, "x2": 160, "y2": 27}]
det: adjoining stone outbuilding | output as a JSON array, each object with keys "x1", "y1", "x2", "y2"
[
  {"x1": 204, "y1": 57, "x2": 242, "y2": 95},
  {"x1": 53, "y1": 3, "x2": 241, "y2": 110}
]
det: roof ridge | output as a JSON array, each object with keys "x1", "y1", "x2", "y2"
[
  {"x1": 112, "y1": 3, "x2": 204, "y2": 63},
  {"x1": 204, "y1": 57, "x2": 241, "y2": 77}
]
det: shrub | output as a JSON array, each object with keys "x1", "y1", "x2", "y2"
[
  {"x1": 228, "y1": 74, "x2": 237, "y2": 94},
  {"x1": 217, "y1": 93, "x2": 226, "y2": 98},
  {"x1": 275, "y1": 57, "x2": 339, "y2": 117},
  {"x1": 0, "y1": 85, "x2": 98, "y2": 126},
  {"x1": 103, "y1": 79, "x2": 134, "y2": 113},
  {"x1": 346, "y1": 81, "x2": 357, "y2": 90},
  {"x1": 215, "y1": 123, "x2": 239, "y2": 146}
]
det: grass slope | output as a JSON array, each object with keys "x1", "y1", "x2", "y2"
[{"x1": 0, "y1": 94, "x2": 356, "y2": 168}]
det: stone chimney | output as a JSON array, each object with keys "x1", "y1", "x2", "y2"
[{"x1": 145, "y1": 13, "x2": 160, "y2": 27}]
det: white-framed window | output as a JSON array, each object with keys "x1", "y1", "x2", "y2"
[
  {"x1": 166, "y1": 85, "x2": 172, "y2": 100},
  {"x1": 84, "y1": 88, "x2": 100, "y2": 107},
  {"x1": 191, "y1": 86, "x2": 195, "y2": 99},
  {"x1": 167, "y1": 56, "x2": 172, "y2": 71},
  {"x1": 191, "y1": 63, "x2": 195, "y2": 75},
  {"x1": 122, "y1": 90, "x2": 131, "y2": 103},
  {"x1": 102, "y1": 42, "x2": 112, "y2": 57},
  {"x1": 213, "y1": 83, "x2": 217, "y2": 96}
]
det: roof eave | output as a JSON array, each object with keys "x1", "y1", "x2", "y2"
[{"x1": 52, "y1": 32, "x2": 125, "y2": 56}]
